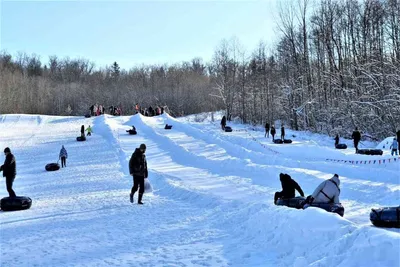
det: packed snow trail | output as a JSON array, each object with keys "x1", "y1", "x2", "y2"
[
  {"x1": 0, "y1": 114, "x2": 399, "y2": 267},
  {"x1": 144, "y1": 114, "x2": 399, "y2": 225}
]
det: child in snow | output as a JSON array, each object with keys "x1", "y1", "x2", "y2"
[
  {"x1": 390, "y1": 138, "x2": 398, "y2": 156},
  {"x1": 86, "y1": 125, "x2": 92, "y2": 136}
]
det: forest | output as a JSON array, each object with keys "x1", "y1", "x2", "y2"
[{"x1": 0, "y1": 0, "x2": 399, "y2": 138}]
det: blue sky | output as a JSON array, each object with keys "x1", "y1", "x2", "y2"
[{"x1": 1, "y1": 1, "x2": 280, "y2": 69}]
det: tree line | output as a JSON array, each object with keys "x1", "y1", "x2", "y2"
[{"x1": 0, "y1": 0, "x2": 399, "y2": 138}]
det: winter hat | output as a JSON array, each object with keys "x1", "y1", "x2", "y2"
[
  {"x1": 4, "y1": 147, "x2": 10, "y2": 153},
  {"x1": 333, "y1": 174, "x2": 339, "y2": 178},
  {"x1": 139, "y1": 144, "x2": 146, "y2": 150}
]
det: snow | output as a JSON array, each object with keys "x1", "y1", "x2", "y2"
[{"x1": 0, "y1": 113, "x2": 399, "y2": 267}]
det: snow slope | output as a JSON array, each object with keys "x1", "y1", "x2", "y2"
[{"x1": 0, "y1": 113, "x2": 399, "y2": 267}]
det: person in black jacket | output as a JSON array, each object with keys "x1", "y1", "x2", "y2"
[
  {"x1": 129, "y1": 144, "x2": 148, "y2": 204},
  {"x1": 221, "y1": 116, "x2": 227, "y2": 130},
  {"x1": 334, "y1": 134, "x2": 339, "y2": 147},
  {"x1": 80, "y1": 125, "x2": 85, "y2": 138},
  {"x1": 274, "y1": 173, "x2": 304, "y2": 204},
  {"x1": 270, "y1": 125, "x2": 276, "y2": 141},
  {"x1": 352, "y1": 127, "x2": 361, "y2": 153},
  {"x1": 397, "y1": 130, "x2": 400, "y2": 144},
  {"x1": 265, "y1": 122, "x2": 270, "y2": 138},
  {"x1": 0, "y1": 147, "x2": 17, "y2": 198},
  {"x1": 281, "y1": 125, "x2": 285, "y2": 141}
]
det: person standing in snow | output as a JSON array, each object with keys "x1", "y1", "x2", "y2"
[
  {"x1": 86, "y1": 125, "x2": 92, "y2": 136},
  {"x1": 352, "y1": 127, "x2": 361, "y2": 153},
  {"x1": 270, "y1": 125, "x2": 276, "y2": 141},
  {"x1": 334, "y1": 134, "x2": 340, "y2": 147},
  {"x1": 397, "y1": 130, "x2": 400, "y2": 144},
  {"x1": 390, "y1": 138, "x2": 398, "y2": 156},
  {"x1": 59, "y1": 145, "x2": 68, "y2": 168},
  {"x1": 221, "y1": 116, "x2": 227, "y2": 130},
  {"x1": 80, "y1": 125, "x2": 85, "y2": 138},
  {"x1": 281, "y1": 125, "x2": 285, "y2": 141},
  {"x1": 307, "y1": 174, "x2": 341, "y2": 204},
  {"x1": 0, "y1": 147, "x2": 17, "y2": 198},
  {"x1": 274, "y1": 173, "x2": 304, "y2": 204},
  {"x1": 265, "y1": 122, "x2": 270, "y2": 138},
  {"x1": 129, "y1": 144, "x2": 148, "y2": 205}
]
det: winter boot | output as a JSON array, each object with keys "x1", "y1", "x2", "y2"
[
  {"x1": 138, "y1": 193, "x2": 144, "y2": 205},
  {"x1": 130, "y1": 193, "x2": 134, "y2": 203}
]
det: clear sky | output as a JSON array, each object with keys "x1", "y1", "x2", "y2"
[{"x1": 1, "y1": 0, "x2": 281, "y2": 70}]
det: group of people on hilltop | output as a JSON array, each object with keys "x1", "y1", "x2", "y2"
[
  {"x1": 89, "y1": 104, "x2": 105, "y2": 116},
  {"x1": 274, "y1": 173, "x2": 341, "y2": 206},
  {"x1": 109, "y1": 105, "x2": 122, "y2": 116},
  {"x1": 135, "y1": 103, "x2": 165, "y2": 117}
]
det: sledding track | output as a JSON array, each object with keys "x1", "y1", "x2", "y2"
[{"x1": 0, "y1": 114, "x2": 399, "y2": 267}]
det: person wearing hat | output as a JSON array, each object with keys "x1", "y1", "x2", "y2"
[
  {"x1": 0, "y1": 147, "x2": 17, "y2": 197},
  {"x1": 307, "y1": 174, "x2": 341, "y2": 204},
  {"x1": 129, "y1": 144, "x2": 148, "y2": 204}
]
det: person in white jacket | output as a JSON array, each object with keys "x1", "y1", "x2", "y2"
[{"x1": 309, "y1": 174, "x2": 341, "y2": 204}]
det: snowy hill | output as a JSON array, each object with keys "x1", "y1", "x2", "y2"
[{"x1": 0, "y1": 113, "x2": 399, "y2": 267}]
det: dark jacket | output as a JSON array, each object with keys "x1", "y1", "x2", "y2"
[
  {"x1": 334, "y1": 135, "x2": 339, "y2": 146},
  {"x1": 281, "y1": 126, "x2": 285, "y2": 135},
  {"x1": 265, "y1": 123, "x2": 270, "y2": 131},
  {"x1": 352, "y1": 130, "x2": 361, "y2": 142},
  {"x1": 129, "y1": 148, "x2": 148, "y2": 178},
  {"x1": 280, "y1": 174, "x2": 304, "y2": 198},
  {"x1": 221, "y1": 116, "x2": 226, "y2": 126},
  {"x1": 81, "y1": 125, "x2": 85, "y2": 134},
  {"x1": 271, "y1": 126, "x2": 276, "y2": 135},
  {"x1": 0, "y1": 153, "x2": 16, "y2": 178}
]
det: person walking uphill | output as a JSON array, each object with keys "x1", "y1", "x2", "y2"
[
  {"x1": 265, "y1": 122, "x2": 270, "y2": 138},
  {"x1": 0, "y1": 147, "x2": 17, "y2": 198},
  {"x1": 221, "y1": 116, "x2": 227, "y2": 131},
  {"x1": 352, "y1": 127, "x2": 361, "y2": 153},
  {"x1": 59, "y1": 145, "x2": 68, "y2": 168},
  {"x1": 129, "y1": 144, "x2": 148, "y2": 204},
  {"x1": 281, "y1": 125, "x2": 285, "y2": 141}
]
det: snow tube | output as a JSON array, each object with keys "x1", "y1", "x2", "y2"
[
  {"x1": 283, "y1": 139, "x2": 292, "y2": 144},
  {"x1": 276, "y1": 196, "x2": 305, "y2": 209},
  {"x1": 224, "y1": 126, "x2": 232, "y2": 132},
  {"x1": 273, "y1": 139, "x2": 283, "y2": 144},
  {"x1": 45, "y1": 163, "x2": 60, "y2": 171},
  {"x1": 304, "y1": 202, "x2": 345, "y2": 217},
  {"x1": 165, "y1": 124, "x2": 173, "y2": 130},
  {"x1": 126, "y1": 130, "x2": 137, "y2": 135},
  {"x1": 335, "y1": 144, "x2": 347, "y2": 149},
  {"x1": 370, "y1": 207, "x2": 400, "y2": 228},
  {"x1": 1, "y1": 196, "x2": 32, "y2": 211},
  {"x1": 357, "y1": 149, "x2": 383, "y2": 155},
  {"x1": 76, "y1": 136, "x2": 86, "y2": 142},
  {"x1": 84, "y1": 114, "x2": 91, "y2": 118}
]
